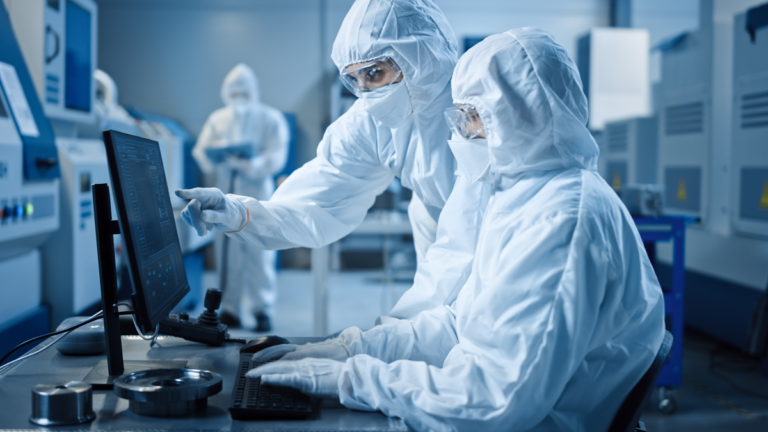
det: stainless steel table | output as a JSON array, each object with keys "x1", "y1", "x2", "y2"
[{"x1": 0, "y1": 336, "x2": 408, "y2": 431}]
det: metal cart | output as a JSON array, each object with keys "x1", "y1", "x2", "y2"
[{"x1": 633, "y1": 215, "x2": 696, "y2": 414}]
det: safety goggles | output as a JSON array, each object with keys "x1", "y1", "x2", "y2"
[
  {"x1": 340, "y1": 57, "x2": 402, "y2": 97},
  {"x1": 444, "y1": 104, "x2": 486, "y2": 140}
]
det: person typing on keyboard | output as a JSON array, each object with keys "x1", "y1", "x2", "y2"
[{"x1": 248, "y1": 28, "x2": 665, "y2": 431}]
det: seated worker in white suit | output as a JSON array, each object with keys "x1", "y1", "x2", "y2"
[{"x1": 247, "y1": 28, "x2": 666, "y2": 432}]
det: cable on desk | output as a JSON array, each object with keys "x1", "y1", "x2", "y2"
[
  {"x1": 0, "y1": 311, "x2": 104, "y2": 369},
  {"x1": 0, "y1": 308, "x2": 136, "y2": 373},
  {"x1": 225, "y1": 335, "x2": 247, "y2": 344}
]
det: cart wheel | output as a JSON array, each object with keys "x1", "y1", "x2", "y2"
[{"x1": 657, "y1": 386, "x2": 677, "y2": 414}]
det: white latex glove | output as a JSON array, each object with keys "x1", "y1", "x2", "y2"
[
  {"x1": 251, "y1": 339, "x2": 350, "y2": 363},
  {"x1": 225, "y1": 155, "x2": 252, "y2": 173},
  {"x1": 247, "y1": 358, "x2": 344, "y2": 397},
  {"x1": 175, "y1": 188, "x2": 248, "y2": 236}
]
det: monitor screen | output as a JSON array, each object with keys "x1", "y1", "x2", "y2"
[
  {"x1": 64, "y1": 0, "x2": 91, "y2": 112},
  {"x1": 103, "y1": 131, "x2": 189, "y2": 330}
]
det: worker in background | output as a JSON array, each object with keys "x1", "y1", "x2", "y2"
[
  {"x1": 191, "y1": 63, "x2": 289, "y2": 332},
  {"x1": 177, "y1": 0, "x2": 465, "y2": 324},
  {"x1": 247, "y1": 28, "x2": 666, "y2": 431}
]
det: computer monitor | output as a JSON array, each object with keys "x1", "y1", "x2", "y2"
[
  {"x1": 84, "y1": 130, "x2": 189, "y2": 388},
  {"x1": 103, "y1": 130, "x2": 189, "y2": 333}
]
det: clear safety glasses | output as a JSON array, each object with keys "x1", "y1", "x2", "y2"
[
  {"x1": 444, "y1": 104, "x2": 486, "y2": 140},
  {"x1": 340, "y1": 57, "x2": 403, "y2": 97}
]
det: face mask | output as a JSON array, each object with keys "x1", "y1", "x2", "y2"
[
  {"x1": 447, "y1": 138, "x2": 491, "y2": 183},
  {"x1": 362, "y1": 82, "x2": 413, "y2": 129}
]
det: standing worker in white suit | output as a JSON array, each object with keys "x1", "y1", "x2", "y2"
[
  {"x1": 192, "y1": 63, "x2": 289, "y2": 332},
  {"x1": 178, "y1": 0, "x2": 463, "y2": 323}
]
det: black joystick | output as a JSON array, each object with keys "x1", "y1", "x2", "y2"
[
  {"x1": 158, "y1": 288, "x2": 228, "y2": 346},
  {"x1": 198, "y1": 289, "x2": 222, "y2": 327}
]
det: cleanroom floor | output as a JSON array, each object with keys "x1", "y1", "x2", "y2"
[{"x1": 196, "y1": 270, "x2": 768, "y2": 431}]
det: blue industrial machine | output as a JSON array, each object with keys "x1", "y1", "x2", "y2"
[{"x1": 0, "y1": 0, "x2": 62, "y2": 361}]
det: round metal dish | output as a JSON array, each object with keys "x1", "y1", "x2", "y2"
[
  {"x1": 113, "y1": 368, "x2": 222, "y2": 417},
  {"x1": 30, "y1": 381, "x2": 96, "y2": 426}
]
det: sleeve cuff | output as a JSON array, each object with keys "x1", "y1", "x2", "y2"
[{"x1": 226, "y1": 208, "x2": 250, "y2": 233}]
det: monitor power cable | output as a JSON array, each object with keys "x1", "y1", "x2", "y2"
[{"x1": 117, "y1": 302, "x2": 160, "y2": 346}]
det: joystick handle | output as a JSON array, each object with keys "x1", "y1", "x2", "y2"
[
  {"x1": 198, "y1": 288, "x2": 223, "y2": 327},
  {"x1": 160, "y1": 288, "x2": 227, "y2": 346},
  {"x1": 204, "y1": 288, "x2": 222, "y2": 312}
]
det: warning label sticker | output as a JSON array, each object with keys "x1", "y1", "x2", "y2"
[
  {"x1": 677, "y1": 179, "x2": 687, "y2": 201},
  {"x1": 760, "y1": 181, "x2": 768, "y2": 209}
]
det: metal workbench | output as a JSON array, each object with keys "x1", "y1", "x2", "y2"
[{"x1": 0, "y1": 336, "x2": 408, "y2": 431}]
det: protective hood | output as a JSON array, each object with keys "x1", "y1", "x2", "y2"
[
  {"x1": 332, "y1": 0, "x2": 458, "y2": 114},
  {"x1": 451, "y1": 28, "x2": 599, "y2": 177},
  {"x1": 221, "y1": 63, "x2": 260, "y2": 107},
  {"x1": 95, "y1": 69, "x2": 118, "y2": 107}
]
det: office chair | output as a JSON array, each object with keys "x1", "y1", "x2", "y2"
[{"x1": 607, "y1": 330, "x2": 674, "y2": 432}]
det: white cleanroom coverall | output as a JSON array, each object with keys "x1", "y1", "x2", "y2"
[
  {"x1": 192, "y1": 64, "x2": 289, "y2": 317},
  {"x1": 251, "y1": 28, "x2": 666, "y2": 432},
  {"x1": 227, "y1": 0, "x2": 458, "y2": 264}
]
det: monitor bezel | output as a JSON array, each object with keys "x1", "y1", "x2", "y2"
[{"x1": 102, "y1": 130, "x2": 189, "y2": 332}]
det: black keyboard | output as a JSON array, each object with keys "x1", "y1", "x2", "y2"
[{"x1": 228, "y1": 353, "x2": 312, "y2": 420}]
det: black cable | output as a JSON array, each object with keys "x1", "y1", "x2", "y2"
[
  {"x1": 0, "y1": 314, "x2": 105, "y2": 366},
  {"x1": 225, "y1": 335, "x2": 247, "y2": 344}
]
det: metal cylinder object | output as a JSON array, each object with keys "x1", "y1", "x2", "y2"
[
  {"x1": 30, "y1": 381, "x2": 96, "y2": 426},
  {"x1": 113, "y1": 368, "x2": 223, "y2": 417}
]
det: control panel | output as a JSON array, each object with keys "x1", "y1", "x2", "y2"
[
  {"x1": 0, "y1": 84, "x2": 58, "y2": 260},
  {"x1": 3, "y1": 0, "x2": 97, "y2": 125}
]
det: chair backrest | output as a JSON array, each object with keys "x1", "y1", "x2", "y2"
[{"x1": 607, "y1": 330, "x2": 673, "y2": 432}]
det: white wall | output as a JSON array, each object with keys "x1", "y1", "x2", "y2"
[
  {"x1": 97, "y1": 0, "x2": 610, "y2": 166},
  {"x1": 435, "y1": 0, "x2": 609, "y2": 60}
]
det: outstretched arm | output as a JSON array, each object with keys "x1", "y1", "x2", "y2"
[{"x1": 179, "y1": 108, "x2": 394, "y2": 249}]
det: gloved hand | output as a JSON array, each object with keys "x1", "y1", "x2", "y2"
[
  {"x1": 175, "y1": 188, "x2": 248, "y2": 236},
  {"x1": 252, "y1": 339, "x2": 350, "y2": 363},
  {"x1": 225, "y1": 155, "x2": 253, "y2": 173},
  {"x1": 247, "y1": 358, "x2": 344, "y2": 397}
]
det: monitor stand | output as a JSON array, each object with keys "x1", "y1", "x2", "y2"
[{"x1": 83, "y1": 183, "x2": 185, "y2": 390}]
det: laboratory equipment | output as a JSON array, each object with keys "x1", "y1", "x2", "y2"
[
  {"x1": 41, "y1": 139, "x2": 119, "y2": 328},
  {"x1": 576, "y1": 27, "x2": 651, "y2": 131},
  {"x1": 603, "y1": 116, "x2": 658, "y2": 192},
  {"x1": 732, "y1": 6, "x2": 768, "y2": 238},
  {"x1": 229, "y1": 336, "x2": 312, "y2": 420},
  {"x1": 113, "y1": 368, "x2": 223, "y2": 417},
  {"x1": 29, "y1": 381, "x2": 95, "y2": 426},
  {"x1": 4, "y1": 0, "x2": 101, "y2": 331},
  {"x1": 3, "y1": 0, "x2": 97, "y2": 126},
  {"x1": 619, "y1": 184, "x2": 664, "y2": 217},
  {"x1": 656, "y1": 4, "x2": 713, "y2": 219},
  {"x1": 0, "y1": 0, "x2": 59, "y2": 354}
]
